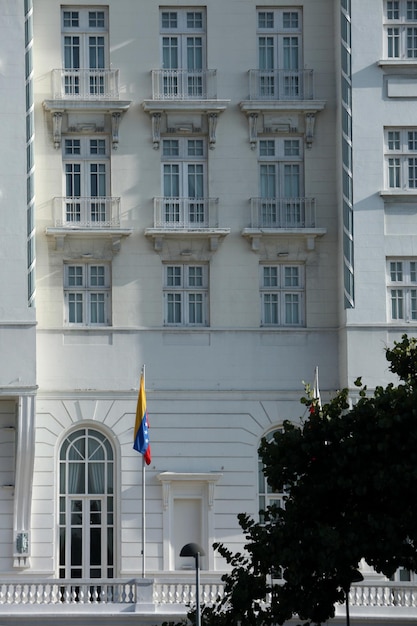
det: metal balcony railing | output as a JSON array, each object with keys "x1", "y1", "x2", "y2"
[
  {"x1": 53, "y1": 197, "x2": 121, "y2": 228},
  {"x1": 248, "y1": 69, "x2": 314, "y2": 101},
  {"x1": 153, "y1": 197, "x2": 219, "y2": 229},
  {"x1": 51, "y1": 69, "x2": 120, "y2": 99},
  {"x1": 151, "y1": 69, "x2": 217, "y2": 100},
  {"x1": 250, "y1": 197, "x2": 316, "y2": 229}
]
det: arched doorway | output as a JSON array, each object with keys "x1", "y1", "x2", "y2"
[{"x1": 59, "y1": 427, "x2": 114, "y2": 580}]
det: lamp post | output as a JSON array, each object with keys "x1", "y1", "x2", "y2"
[
  {"x1": 180, "y1": 542, "x2": 205, "y2": 626},
  {"x1": 344, "y1": 569, "x2": 364, "y2": 626}
]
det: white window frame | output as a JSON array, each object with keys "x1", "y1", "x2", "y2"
[
  {"x1": 163, "y1": 264, "x2": 208, "y2": 326},
  {"x1": 160, "y1": 7, "x2": 206, "y2": 69},
  {"x1": 387, "y1": 259, "x2": 417, "y2": 322},
  {"x1": 259, "y1": 137, "x2": 303, "y2": 199},
  {"x1": 63, "y1": 136, "x2": 110, "y2": 224},
  {"x1": 384, "y1": 0, "x2": 417, "y2": 60},
  {"x1": 62, "y1": 6, "x2": 108, "y2": 69},
  {"x1": 59, "y1": 427, "x2": 115, "y2": 580},
  {"x1": 162, "y1": 138, "x2": 207, "y2": 197},
  {"x1": 64, "y1": 262, "x2": 111, "y2": 326},
  {"x1": 260, "y1": 264, "x2": 305, "y2": 327},
  {"x1": 385, "y1": 128, "x2": 417, "y2": 191}
]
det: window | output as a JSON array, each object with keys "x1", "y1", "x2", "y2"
[
  {"x1": 164, "y1": 264, "x2": 208, "y2": 326},
  {"x1": 62, "y1": 136, "x2": 110, "y2": 225},
  {"x1": 259, "y1": 429, "x2": 285, "y2": 521},
  {"x1": 59, "y1": 428, "x2": 114, "y2": 579},
  {"x1": 62, "y1": 6, "x2": 108, "y2": 96},
  {"x1": 258, "y1": 138, "x2": 304, "y2": 227},
  {"x1": 384, "y1": 0, "x2": 417, "y2": 59},
  {"x1": 385, "y1": 128, "x2": 417, "y2": 190},
  {"x1": 162, "y1": 138, "x2": 207, "y2": 226},
  {"x1": 160, "y1": 7, "x2": 206, "y2": 97},
  {"x1": 260, "y1": 264, "x2": 304, "y2": 326},
  {"x1": 257, "y1": 8, "x2": 302, "y2": 98},
  {"x1": 64, "y1": 263, "x2": 111, "y2": 326},
  {"x1": 388, "y1": 259, "x2": 417, "y2": 321}
]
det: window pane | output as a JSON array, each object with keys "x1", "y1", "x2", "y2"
[{"x1": 284, "y1": 293, "x2": 300, "y2": 324}]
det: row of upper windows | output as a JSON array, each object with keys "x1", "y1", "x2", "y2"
[
  {"x1": 61, "y1": 7, "x2": 302, "y2": 33},
  {"x1": 63, "y1": 262, "x2": 305, "y2": 327},
  {"x1": 61, "y1": 4, "x2": 417, "y2": 65},
  {"x1": 61, "y1": 259, "x2": 416, "y2": 328}
]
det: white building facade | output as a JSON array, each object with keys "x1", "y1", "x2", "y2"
[{"x1": 1, "y1": 0, "x2": 416, "y2": 624}]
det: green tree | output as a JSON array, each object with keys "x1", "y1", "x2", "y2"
[{"x1": 201, "y1": 335, "x2": 417, "y2": 626}]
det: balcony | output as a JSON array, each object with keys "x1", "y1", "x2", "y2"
[
  {"x1": 0, "y1": 578, "x2": 416, "y2": 625},
  {"x1": 51, "y1": 68, "x2": 120, "y2": 100},
  {"x1": 45, "y1": 197, "x2": 132, "y2": 252},
  {"x1": 240, "y1": 70, "x2": 326, "y2": 149},
  {"x1": 248, "y1": 69, "x2": 315, "y2": 101},
  {"x1": 145, "y1": 197, "x2": 230, "y2": 252},
  {"x1": 151, "y1": 69, "x2": 217, "y2": 101},
  {"x1": 142, "y1": 70, "x2": 229, "y2": 149},
  {"x1": 43, "y1": 70, "x2": 131, "y2": 150},
  {"x1": 242, "y1": 197, "x2": 326, "y2": 251}
]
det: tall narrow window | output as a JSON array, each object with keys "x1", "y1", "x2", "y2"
[
  {"x1": 59, "y1": 428, "x2": 114, "y2": 580},
  {"x1": 62, "y1": 136, "x2": 110, "y2": 226},
  {"x1": 385, "y1": 128, "x2": 417, "y2": 190},
  {"x1": 384, "y1": 0, "x2": 417, "y2": 59},
  {"x1": 64, "y1": 263, "x2": 111, "y2": 326},
  {"x1": 258, "y1": 138, "x2": 304, "y2": 227},
  {"x1": 388, "y1": 259, "x2": 417, "y2": 322},
  {"x1": 160, "y1": 8, "x2": 206, "y2": 97},
  {"x1": 62, "y1": 7, "x2": 108, "y2": 96},
  {"x1": 164, "y1": 264, "x2": 208, "y2": 326},
  {"x1": 161, "y1": 138, "x2": 207, "y2": 227},
  {"x1": 257, "y1": 8, "x2": 302, "y2": 98},
  {"x1": 260, "y1": 264, "x2": 304, "y2": 326}
]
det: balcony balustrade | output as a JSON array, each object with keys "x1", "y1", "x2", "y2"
[
  {"x1": 250, "y1": 197, "x2": 316, "y2": 229},
  {"x1": 153, "y1": 197, "x2": 219, "y2": 229},
  {"x1": 52, "y1": 196, "x2": 121, "y2": 229},
  {"x1": 1, "y1": 578, "x2": 417, "y2": 621},
  {"x1": 248, "y1": 69, "x2": 314, "y2": 101},
  {"x1": 151, "y1": 69, "x2": 217, "y2": 100},
  {"x1": 51, "y1": 68, "x2": 120, "y2": 100}
]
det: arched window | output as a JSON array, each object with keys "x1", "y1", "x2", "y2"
[
  {"x1": 258, "y1": 428, "x2": 285, "y2": 522},
  {"x1": 59, "y1": 427, "x2": 114, "y2": 579}
]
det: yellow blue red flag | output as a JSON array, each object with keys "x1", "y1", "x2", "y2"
[{"x1": 133, "y1": 374, "x2": 151, "y2": 465}]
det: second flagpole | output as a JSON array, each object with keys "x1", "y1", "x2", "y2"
[{"x1": 142, "y1": 364, "x2": 146, "y2": 578}]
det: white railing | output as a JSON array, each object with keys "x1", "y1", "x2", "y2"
[
  {"x1": 151, "y1": 69, "x2": 217, "y2": 100},
  {"x1": 349, "y1": 583, "x2": 417, "y2": 608},
  {"x1": 153, "y1": 197, "x2": 219, "y2": 229},
  {"x1": 248, "y1": 69, "x2": 314, "y2": 100},
  {"x1": 52, "y1": 197, "x2": 121, "y2": 229},
  {"x1": 51, "y1": 69, "x2": 120, "y2": 99},
  {"x1": 0, "y1": 579, "x2": 135, "y2": 605},
  {"x1": 250, "y1": 197, "x2": 316, "y2": 229},
  {"x1": 1, "y1": 579, "x2": 417, "y2": 616}
]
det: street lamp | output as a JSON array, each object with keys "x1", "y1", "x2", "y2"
[
  {"x1": 180, "y1": 542, "x2": 205, "y2": 626},
  {"x1": 344, "y1": 569, "x2": 364, "y2": 626}
]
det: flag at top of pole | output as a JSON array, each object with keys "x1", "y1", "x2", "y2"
[{"x1": 133, "y1": 373, "x2": 151, "y2": 465}]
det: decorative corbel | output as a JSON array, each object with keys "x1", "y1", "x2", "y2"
[
  {"x1": 305, "y1": 112, "x2": 316, "y2": 148},
  {"x1": 151, "y1": 112, "x2": 162, "y2": 149},
  {"x1": 52, "y1": 112, "x2": 63, "y2": 149},
  {"x1": 111, "y1": 112, "x2": 121, "y2": 150},
  {"x1": 208, "y1": 112, "x2": 218, "y2": 149},
  {"x1": 249, "y1": 112, "x2": 259, "y2": 150}
]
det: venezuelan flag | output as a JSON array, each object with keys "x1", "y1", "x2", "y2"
[{"x1": 133, "y1": 374, "x2": 151, "y2": 465}]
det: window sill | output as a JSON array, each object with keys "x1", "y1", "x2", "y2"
[
  {"x1": 380, "y1": 190, "x2": 417, "y2": 202},
  {"x1": 378, "y1": 59, "x2": 417, "y2": 68}
]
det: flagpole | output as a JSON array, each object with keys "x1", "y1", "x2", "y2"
[{"x1": 142, "y1": 364, "x2": 146, "y2": 579}]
